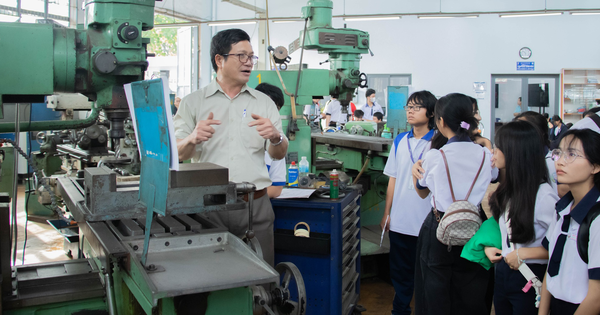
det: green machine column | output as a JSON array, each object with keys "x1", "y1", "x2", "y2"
[
  {"x1": 249, "y1": 69, "x2": 331, "y2": 168},
  {"x1": 0, "y1": 0, "x2": 155, "y2": 134}
]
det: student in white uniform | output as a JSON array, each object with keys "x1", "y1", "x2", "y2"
[
  {"x1": 380, "y1": 91, "x2": 437, "y2": 315},
  {"x1": 484, "y1": 121, "x2": 558, "y2": 315},
  {"x1": 412, "y1": 93, "x2": 493, "y2": 315},
  {"x1": 255, "y1": 83, "x2": 287, "y2": 198},
  {"x1": 539, "y1": 129, "x2": 600, "y2": 315},
  {"x1": 360, "y1": 88, "x2": 384, "y2": 121},
  {"x1": 324, "y1": 94, "x2": 346, "y2": 128},
  {"x1": 515, "y1": 111, "x2": 564, "y2": 196}
]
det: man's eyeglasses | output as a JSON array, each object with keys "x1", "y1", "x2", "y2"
[
  {"x1": 404, "y1": 105, "x2": 424, "y2": 112},
  {"x1": 222, "y1": 53, "x2": 259, "y2": 65},
  {"x1": 551, "y1": 149, "x2": 587, "y2": 164}
]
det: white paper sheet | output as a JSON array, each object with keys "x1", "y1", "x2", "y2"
[{"x1": 275, "y1": 188, "x2": 316, "y2": 199}]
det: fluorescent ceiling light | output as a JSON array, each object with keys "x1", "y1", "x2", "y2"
[
  {"x1": 207, "y1": 21, "x2": 256, "y2": 26},
  {"x1": 418, "y1": 15, "x2": 478, "y2": 19},
  {"x1": 500, "y1": 12, "x2": 562, "y2": 18},
  {"x1": 571, "y1": 12, "x2": 600, "y2": 16},
  {"x1": 343, "y1": 16, "x2": 400, "y2": 21},
  {"x1": 273, "y1": 20, "x2": 303, "y2": 23}
]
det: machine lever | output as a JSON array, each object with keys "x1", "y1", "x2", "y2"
[{"x1": 260, "y1": 299, "x2": 277, "y2": 315}]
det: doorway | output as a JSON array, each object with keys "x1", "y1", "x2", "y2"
[{"x1": 490, "y1": 74, "x2": 560, "y2": 141}]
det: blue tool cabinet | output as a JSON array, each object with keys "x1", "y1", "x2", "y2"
[{"x1": 272, "y1": 189, "x2": 361, "y2": 315}]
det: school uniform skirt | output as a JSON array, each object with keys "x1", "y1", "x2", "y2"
[{"x1": 414, "y1": 210, "x2": 490, "y2": 315}]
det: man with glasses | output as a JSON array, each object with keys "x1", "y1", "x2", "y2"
[{"x1": 174, "y1": 28, "x2": 287, "y2": 266}]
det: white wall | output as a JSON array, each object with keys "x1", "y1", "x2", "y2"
[{"x1": 190, "y1": 1, "x2": 600, "y2": 138}]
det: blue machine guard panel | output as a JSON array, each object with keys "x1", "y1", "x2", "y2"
[{"x1": 127, "y1": 79, "x2": 171, "y2": 216}]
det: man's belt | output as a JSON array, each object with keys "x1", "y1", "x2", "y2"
[{"x1": 242, "y1": 188, "x2": 267, "y2": 202}]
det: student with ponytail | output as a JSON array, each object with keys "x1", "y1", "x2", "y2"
[{"x1": 412, "y1": 93, "x2": 494, "y2": 315}]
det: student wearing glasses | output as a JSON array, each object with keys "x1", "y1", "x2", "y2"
[
  {"x1": 539, "y1": 129, "x2": 600, "y2": 315},
  {"x1": 174, "y1": 29, "x2": 288, "y2": 267},
  {"x1": 381, "y1": 91, "x2": 437, "y2": 315}
]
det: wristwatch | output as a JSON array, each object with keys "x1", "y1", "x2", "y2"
[{"x1": 270, "y1": 133, "x2": 283, "y2": 146}]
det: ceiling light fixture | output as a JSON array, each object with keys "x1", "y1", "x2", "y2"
[
  {"x1": 343, "y1": 16, "x2": 400, "y2": 21},
  {"x1": 570, "y1": 11, "x2": 600, "y2": 16},
  {"x1": 418, "y1": 15, "x2": 478, "y2": 19},
  {"x1": 207, "y1": 21, "x2": 257, "y2": 26},
  {"x1": 272, "y1": 19, "x2": 304, "y2": 23},
  {"x1": 500, "y1": 12, "x2": 562, "y2": 18}
]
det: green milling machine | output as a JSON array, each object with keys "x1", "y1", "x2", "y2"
[
  {"x1": 0, "y1": 0, "x2": 310, "y2": 314},
  {"x1": 248, "y1": 0, "x2": 408, "y2": 256}
]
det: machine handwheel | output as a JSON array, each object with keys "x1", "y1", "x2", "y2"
[
  {"x1": 274, "y1": 262, "x2": 307, "y2": 315},
  {"x1": 358, "y1": 73, "x2": 368, "y2": 88},
  {"x1": 36, "y1": 132, "x2": 46, "y2": 145}
]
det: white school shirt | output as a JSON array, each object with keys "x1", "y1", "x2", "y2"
[
  {"x1": 418, "y1": 136, "x2": 493, "y2": 212},
  {"x1": 325, "y1": 99, "x2": 347, "y2": 124},
  {"x1": 543, "y1": 188, "x2": 600, "y2": 304},
  {"x1": 360, "y1": 102, "x2": 384, "y2": 121},
  {"x1": 383, "y1": 129, "x2": 434, "y2": 236},
  {"x1": 264, "y1": 152, "x2": 286, "y2": 187},
  {"x1": 498, "y1": 183, "x2": 558, "y2": 264}
]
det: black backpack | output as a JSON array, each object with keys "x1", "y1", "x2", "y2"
[
  {"x1": 575, "y1": 114, "x2": 600, "y2": 264},
  {"x1": 577, "y1": 202, "x2": 600, "y2": 264}
]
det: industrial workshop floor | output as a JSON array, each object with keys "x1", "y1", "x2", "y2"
[{"x1": 10, "y1": 182, "x2": 498, "y2": 315}]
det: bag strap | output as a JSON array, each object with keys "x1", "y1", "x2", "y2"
[
  {"x1": 577, "y1": 202, "x2": 600, "y2": 264},
  {"x1": 439, "y1": 149, "x2": 486, "y2": 202},
  {"x1": 439, "y1": 150, "x2": 456, "y2": 202}
]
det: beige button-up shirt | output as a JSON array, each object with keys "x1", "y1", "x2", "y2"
[{"x1": 173, "y1": 79, "x2": 285, "y2": 190}]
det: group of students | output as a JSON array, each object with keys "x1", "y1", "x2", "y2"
[
  {"x1": 381, "y1": 91, "x2": 600, "y2": 315},
  {"x1": 302, "y1": 88, "x2": 386, "y2": 130}
]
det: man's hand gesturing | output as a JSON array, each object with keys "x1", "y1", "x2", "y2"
[
  {"x1": 188, "y1": 112, "x2": 221, "y2": 144},
  {"x1": 248, "y1": 113, "x2": 280, "y2": 142}
]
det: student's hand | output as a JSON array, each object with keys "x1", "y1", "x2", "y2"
[
  {"x1": 249, "y1": 113, "x2": 280, "y2": 142},
  {"x1": 412, "y1": 160, "x2": 425, "y2": 180},
  {"x1": 188, "y1": 112, "x2": 221, "y2": 144},
  {"x1": 484, "y1": 247, "x2": 503, "y2": 263},
  {"x1": 380, "y1": 213, "x2": 391, "y2": 232},
  {"x1": 505, "y1": 250, "x2": 522, "y2": 269},
  {"x1": 474, "y1": 136, "x2": 493, "y2": 152}
]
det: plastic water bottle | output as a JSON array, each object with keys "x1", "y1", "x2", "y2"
[
  {"x1": 330, "y1": 169, "x2": 339, "y2": 200},
  {"x1": 288, "y1": 161, "x2": 299, "y2": 187},
  {"x1": 299, "y1": 156, "x2": 309, "y2": 177}
]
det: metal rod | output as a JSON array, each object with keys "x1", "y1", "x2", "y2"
[
  {"x1": 104, "y1": 268, "x2": 116, "y2": 315},
  {"x1": 0, "y1": 105, "x2": 100, "y2": 133},
  {"x1": 11, "y1": 104, "x2": 20, "y2": 267},
  {"x1": 44, "y1": 0, "x2": 48, "y2": 19},
  {"x1": 293, "y1": 18, "x2": 309, "y2": 102}
]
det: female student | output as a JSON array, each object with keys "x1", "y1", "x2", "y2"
[
  {"x1": 515, "y1": 111, "x2": 566, "y2": 196},
  {"x1": 539, "y1": 129, "x2": 600, "y2": 315},
  {"x1": 380, "y1": 91, "x2": 437, "y2": 315},
  {"x1": 485, "y1": 121, "x2": 558, "y2": 314},
  {"x1": 412, "y1": 93, "x2": 493, "y2": 315}
]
